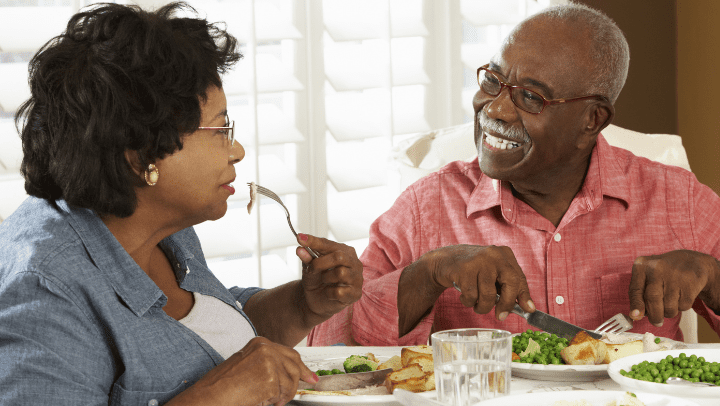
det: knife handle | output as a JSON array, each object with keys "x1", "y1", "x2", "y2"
[{"x1": 495, "y1": 294, "x2": 529, "y2": 319}]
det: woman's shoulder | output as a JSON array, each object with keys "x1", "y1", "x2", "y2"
[{"x1": 0, "y1": 197, "x2": 88, "y2": 281}]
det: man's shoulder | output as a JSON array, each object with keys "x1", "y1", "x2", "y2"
[{"x1": 607, "y1": 144, "x2": 695, "y2": 181}]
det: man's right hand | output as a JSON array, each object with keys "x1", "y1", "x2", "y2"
[
  {"x1": 398, "y1": 244, "x2": 534, "y2": 337},
  {"x1": 425, "y1": 245, "x2": 535, "y2": 319}
]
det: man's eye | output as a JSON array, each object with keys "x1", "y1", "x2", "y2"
[
  {"x1": 485, "y1": 74, "x2": 500, "y2": 85},
  {"x1": 522, "y1": 89, "x2": 543, "y2": 102}
]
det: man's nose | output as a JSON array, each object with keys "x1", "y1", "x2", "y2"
[{"x1": 484, "y1": 85, "x2": 518, "y2": 123}]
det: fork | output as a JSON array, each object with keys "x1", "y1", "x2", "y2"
[
  {"x1": 594, "y1": 313, "x2": 633, "y2": 335},
  {"x1": 248, "y1": 183, "x2": 320, "y2": 259}
]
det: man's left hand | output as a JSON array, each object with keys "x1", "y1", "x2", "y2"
[{"x1": 629, "y1": 250, "x2": 720, "y2": 326}]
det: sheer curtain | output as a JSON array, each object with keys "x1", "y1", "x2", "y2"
[{"x1": 0, "y1": 0, "x2": 560, "y2": 290}]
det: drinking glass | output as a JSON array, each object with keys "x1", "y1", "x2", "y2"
[{"x1": 431, "y1": 328, "x2": 512, "y2": 405}]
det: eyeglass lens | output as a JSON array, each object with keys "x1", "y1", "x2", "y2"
[
  {"x1": 225, "y1": 115, "x2": 234, "y2": 144},
  {"x1": 478, "y1": 69, "x2": 546, "y2": 114}
]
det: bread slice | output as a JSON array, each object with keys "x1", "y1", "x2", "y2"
[
  {"x1": 560, "y1": 331, "x2": 607, "y2": 365},
  {"x1": 401, "y1": 345, "x2": 433, "y2": 366},
  {"x1": 384, "y1": 365, "x2": 429, "y2": 394},
  {"x1": 407, "y1": 354, "x2": 434, "y2": 373},
  {"x1": 378, "y1": 355, "x2": 403, "y2": 371},
  {"x1": 602, "y1": 340, "x2": 643, "y2": 364}
]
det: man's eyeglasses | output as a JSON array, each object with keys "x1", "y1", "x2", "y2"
[
  {"x1": 477, "y1": 64, "x2": 608, "y2": 114},
  {"x1": 198, "y1": 114, "x2": 235, "y2": 144}
]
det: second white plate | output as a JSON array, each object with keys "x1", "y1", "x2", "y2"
[{"x1": 511, "y1": 333, "x2": 685, "y2": 381}]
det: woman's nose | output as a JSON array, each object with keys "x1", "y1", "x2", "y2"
[{"x1": 230, "y1": 140, "x2": 245, "y2": 164}]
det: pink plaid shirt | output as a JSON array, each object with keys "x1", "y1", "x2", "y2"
[{"x1": 308, "y1": 135, "x2": 720, "y2": 346}]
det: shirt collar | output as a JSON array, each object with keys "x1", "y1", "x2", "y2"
[
  {"x1": 59, "y1": 201, "x2": 166, "y2": 317},
  {"x1": 466, "y1": 133, "x2": 631, "y2": 219}
]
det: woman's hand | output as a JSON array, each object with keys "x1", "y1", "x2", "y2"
[
  {"x1": 169, "y1": 337, "x2": 318, "y2": 406},
  {"x1": 295, "y1": 233, "x2": 363, "y2": 324}
]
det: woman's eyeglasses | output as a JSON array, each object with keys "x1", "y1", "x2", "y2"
[
  {"x1": 477, "y1": 64, "x2": 607, "y2": 114},
  {"x1": 198, "y1": 114, "x2": 235, "y2": 144}
]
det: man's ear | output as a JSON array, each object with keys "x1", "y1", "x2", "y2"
[
  {"x1": 124, "y1": 150, "x2": 144, "y2": 177},
  {"x1": 577, "y1": 100, "x2": 615, "y2": 149}
]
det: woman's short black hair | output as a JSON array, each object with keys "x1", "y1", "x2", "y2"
[{"x1": 15, "y1": 2, "x2": 242, "y2": 217}]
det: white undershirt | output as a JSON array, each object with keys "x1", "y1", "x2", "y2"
[{"x1": 179, "y1": 291, "x2": 256, "y2": 360}]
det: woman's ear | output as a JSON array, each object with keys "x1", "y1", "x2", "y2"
[{"x1": 124, "y1": 150, "x2": 144, "y2": 177}]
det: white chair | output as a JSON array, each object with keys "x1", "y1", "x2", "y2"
[{"x1": 392, "y1": 122, "x2": 698, "y2": 343}]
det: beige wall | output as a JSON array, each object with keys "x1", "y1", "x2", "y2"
[
  {"x1": 580, "y1": 0, "x2": 720, "y2": 343},
  {"x1": 677, "y1": 0, "x2": 720, "y2": 343}
]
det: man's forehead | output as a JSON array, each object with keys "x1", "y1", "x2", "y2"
[{"x1": 492, "y1": 19, "x2": 595, "y2": 94}]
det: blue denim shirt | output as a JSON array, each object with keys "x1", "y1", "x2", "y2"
[{"x1": 0, "y1": 197, "x2": 262, "y2": 405}]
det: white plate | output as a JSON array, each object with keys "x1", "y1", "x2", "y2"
[
  {"x1": 608, "y1": 349, "x2": 720, "y2": 399},
  {"x1": 292, "y1": 346, "x2": 436, "y2": 406},
  {"x1": 511, "y1": 333, "x2": 685, "y2": 381},
  {"x1": 475, "y1": 390, "x2": 700, "y2": 406}
]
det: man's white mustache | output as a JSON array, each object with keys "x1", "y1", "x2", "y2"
[{"x1": 478, "y1": 110, "x2": 528, "y2": 142}]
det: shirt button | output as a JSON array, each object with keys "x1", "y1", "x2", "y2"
[
  {"x1": 185, "y1": 267, "x2": 190, "y2": 274},
  {"x1": 148, "y1": 400, "x2": 159, "y2": 406},
  {"x1": 556, "y1": 295, "x2": 565, "y2": 305},
  {"x1": 554, "y1": 233, "x2": 562, "y2": 242}
]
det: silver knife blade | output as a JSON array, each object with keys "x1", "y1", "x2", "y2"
[
  {"x1": 453, "y1": 285, "x2": 602, "y2": 341},
  {"x1": 307, "y1": 368, "x2": 393, "y2": 391},
  {"x1": 508, "y1": 300, "x2": 602, "y2": 340}
]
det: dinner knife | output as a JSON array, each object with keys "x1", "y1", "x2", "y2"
[
  {"x1": 508, "y1": 301, "x2": 603, "y2": 340},
  {"x1": 453, "y1": 283, "x2": 601, "y2": 340},
  {"x1": 299, "y1": 368, "x2": 394, "y2": 391}
]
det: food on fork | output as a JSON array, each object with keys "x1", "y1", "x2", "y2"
[{"x1": 246, "y1": 181, "x2": 257, "y2": 214}]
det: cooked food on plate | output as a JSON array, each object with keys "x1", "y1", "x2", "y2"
[
  {"x1": 513, "y1": 329, "x2": 684, "y2": 366},
  {"x1": 296, "y1": 345, "x2": 435, "y2": 396},
  {"x1": 619, "y1": 352, "x2": 720, "y2": 386}
]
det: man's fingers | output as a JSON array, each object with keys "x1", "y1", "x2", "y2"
[
  {"x1": 664, "y1": 286, "x2": 680, "y2": 319},
  {"x1": 628, "y1": 260, "x2": 648, "y2": 320},
  {"x1": 643, "y1": 279, "x2": 665, "y2": 327}
]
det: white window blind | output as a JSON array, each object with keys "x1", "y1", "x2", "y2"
[{"x1": 0, "y1": 0, "x2": 561, "y2": 290}]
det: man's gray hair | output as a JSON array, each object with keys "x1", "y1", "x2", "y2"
[{"x1": 525, "y1": 2, "x2": 630, "y2": 104}]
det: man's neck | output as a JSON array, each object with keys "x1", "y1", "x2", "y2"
[{"x1": 509, "y1": 158, "x2": 591, "y2": 228}]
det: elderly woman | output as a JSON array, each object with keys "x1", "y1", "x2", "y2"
[{"x1": 0, "y1": 3, "x2": 363, "y2": 406}]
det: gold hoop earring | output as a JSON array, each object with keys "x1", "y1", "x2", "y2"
[{"x1": 144, "y1": 164, "x2": 159, "y2": 186}]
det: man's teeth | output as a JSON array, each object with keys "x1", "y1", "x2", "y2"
[{"x1": 485, "y1": 133, "x2": 520, "y2": 150}]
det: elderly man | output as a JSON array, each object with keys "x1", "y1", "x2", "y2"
[{"x1": 308, "y1": 3, "x2": 720, "y2": 346}]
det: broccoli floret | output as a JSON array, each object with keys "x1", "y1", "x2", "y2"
[{"x1": 343, "y1": 355, "x2": 378, "y2": 374}]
